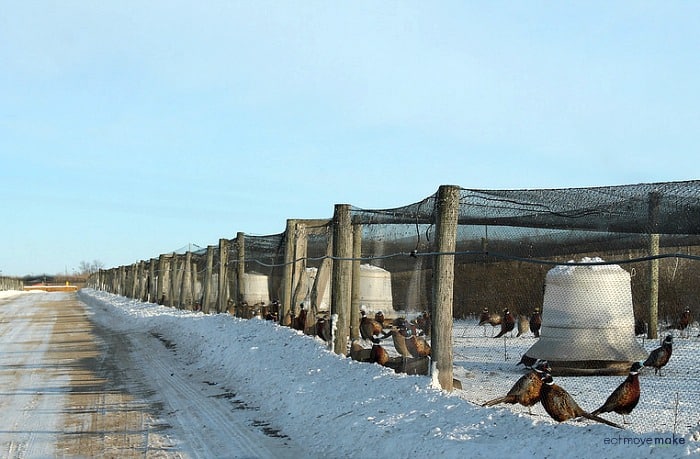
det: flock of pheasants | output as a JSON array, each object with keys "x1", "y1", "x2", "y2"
[
  {"x1": 362, "y1": 305, "x2": 682, "y2": 429},
  {"x1": 280, "y1": 302, "x2": 688, "y2": 429},
  {"x1": 477, "y1": 306, "x2": 685, "y2": 429},
  {"x1": 481, "y1": 341, "x2": 672, "y2": 430}
]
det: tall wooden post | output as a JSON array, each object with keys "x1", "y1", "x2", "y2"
[
  {"x1": 281, "y1": 219, "x2": 297, "y2": 322},
  {"x1": 122, "y1": 265, "x2": 129, "y2": 297},
  {"x1": 148, "y1": 259, "x2": 157, "y2": 303},
  {"x1": 332, "y1": 204, "x2": 353, "y2": 355},
  {"x1": 350, "y1": 224, "x2": 362, "y2": 341},
  {"x1": 136, "y1": 261, "x2": 146, "y2": 301},
  {"x1": 129, "y1": 262, "x2": 138, "y2": 299},
  {"x1": 203, "y1": 246, "x2": 215, "y2": 313},
  {"x1": 139, "y1": 261, "x2": 146, "y2": 302},
  {"x1": 431, "y1": 185, "x2": 460, "y2": 391},
  {"x1": 180, "y1": 251, "x2": 193, "y2": 309},
  {"x1": 218, "y1": 238, "x2": 229, "y2": 313},
  {"x1": 291, "y1": 223, "x2": 309, "y2": 312},
  {"x1": 191, "y1": 262, "x2": 198, "y2": 307},
  {"x1": 169, "y1": 255, "x2": 180, "y2": 308},
  {"x1": 159, "y1": 255, "x2": 171, "y2": 305},
  {"x1": 118, "y1": 266, "x2": 126, "y2": 297},
  {"x1": 648, "y1": 191, "x2": 661, "y2": 340},
  {"x1": 236, "y1": 232, "x2": 246, "y2": 306}
]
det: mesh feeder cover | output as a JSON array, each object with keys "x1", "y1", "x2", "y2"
[
  {"x1": 241, "y1": 272, "x2": 270, "y2": 305},
  {"x1": 524, "y1": 257, "x2": 648, "y2": 374}
]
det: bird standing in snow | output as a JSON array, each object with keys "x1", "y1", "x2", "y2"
[
  {"x1": 539, "y1": 373, "x2": 623, "y2": 429},
  {"x1": 482, "y1": 360, "x2": 550, "y2": 414},
  {"x1": 494, "y1": 308, "x2": 515, "y2": 338},
  {"x1": 677, "y1": 308, "x2": 692, "y2": 338},
  {"x1": 478, "y1": 307, "x2": 502, "y2": 336},
  {"x1": 360, "y1": 309, "x2": 389, "y2": 342},
  {"x1": 591, "y1": 362, "x2": 642, "y2": 424},
  {"x1": 529, "y1": 308, "x2": 542, "y2": 337},
  {"x1": 643, "y1": 335, "x2": 673, "y2": 375}
]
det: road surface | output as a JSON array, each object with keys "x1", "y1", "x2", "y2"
[{"x1": 0, "y1": 291, "x2": 304, "y2": 458}]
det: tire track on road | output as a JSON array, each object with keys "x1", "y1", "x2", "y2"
[{"x1": 130, "y1": 329, "x2": 304, "y2": 458}]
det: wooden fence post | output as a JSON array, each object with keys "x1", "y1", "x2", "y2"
[
  {"x1": 169, "y1": 254, "x2": 180, "y2": 308},
  {"x1": 203, "y1": 246, "x2": 215, "y2": 313},
  {"x1": 350, "y1": 223, "x2": 362, "y2": 341},
  {"x1": 148, "y1": 259, "x2": 157, "y2": 303},
  {"x1": 291, "y1": 223, "x2": 308, "y2": 313},
  {"x1": 191, "y1": 261, "x2": 198, "y2": 308},
  {"x1": 431, "y1": 185, "x2": 459, "y2": 391},
  {"x1": 112, "y1": 268, "x2": 119, "y2": 294},
  {"x1": 180, "y1": 251, "x2": 193, "y2": 309},
  {"x1": 218, "y1": 238, "x2": 229, "y2": 313},
  {"x1": 118, "y1": 266, "x2": 126, "y2": 297},
  {"x1": 332, "y1": 204, "x2": 353, "y2": 355},
  {"x1": 648, "y1": 191, "x2": 661, "y2": 340},
  {"x1": 157, "y1": 254, "x2": 169, "y2": 305},
  {"x1": 131, "y1": 262, "x2": 140, "y2": 299},
  {"x1": 281, "y1": 219, "x2": 297, "y2": 322},
  {"x1": 136, "y1": 261, "x2": 146, "y2": 301},
  {"x1": 129, "y1": 262, "x2": 135, "y2": 298},
  {"x1": 236, "y1": 232, "x2": 245, "y2": 307}
]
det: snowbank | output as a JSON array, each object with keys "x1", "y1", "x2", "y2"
[{"x1": 78, "y1": 289, "x2": 699, "y2": 458}]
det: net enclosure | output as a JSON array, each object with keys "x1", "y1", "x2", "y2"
[{"x1": 90, "y1": 180, "x2": 700, "y2": 376}]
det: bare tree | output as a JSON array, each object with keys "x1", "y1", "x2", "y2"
[{"x1": 79, "y1": 260, "x2": 105, "y2": 275}]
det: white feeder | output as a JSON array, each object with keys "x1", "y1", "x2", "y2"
[
  {"x1": 524, "y1": 257, "x2": 648, "y2": 375},
  {"x1": 240, "y1": 272, "x2": 270, "y2": 305},
  {"x1": 359, "y1": 264, "x2": 393, "y2": 311}
]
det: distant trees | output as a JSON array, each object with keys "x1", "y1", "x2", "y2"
[{"x1": 78, "y1": 260, "x2": 105, "y2": 275}]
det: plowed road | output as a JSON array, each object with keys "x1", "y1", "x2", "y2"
[{"x1": 0, "y1": 292, "x2": 304, "y2": 458}]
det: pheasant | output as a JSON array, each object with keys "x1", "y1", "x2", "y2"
[
  {"x1": 642, "y1": 335, "x2": 673, "y2": 375},
  {"x1": 529, "y1": 308, "x2": 542, "y2": 337},
  {"x1": 494, "y1": 308, "x2": 515, "y2": 338},
  {"x1": 478, "y1": 308, "x2": 501, "y2": 336},
  {"x1": 482, "y1": 360, "x2": 551, "y2": 414},
  {"x1": 677, "y1": 308, "x2": 692, "y2": 338},
  {"x1": 539, "y1": 373, "x2": 623, "y2": 429},
  {"x1": 360, "y1": 310, "x2": 389, "y2": 342},
  {"x1": 591, "y1": 362, "x2": 642, "y2": 424}
]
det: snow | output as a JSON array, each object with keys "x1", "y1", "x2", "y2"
[
  {"x1": 2, "y1": 288, "x2": 699, "y2": 458},
  {"x1": 549, "y1": 256, "x2": 625, "y2": 275}
]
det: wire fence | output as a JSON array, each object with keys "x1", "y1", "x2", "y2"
[{"x1": 85, "y1": 181, "x2": 700, "y2": 400}]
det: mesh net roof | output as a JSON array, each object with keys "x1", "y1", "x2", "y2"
[{"x1": 351, "y1": 181, "x2": 700, "y2": 232}]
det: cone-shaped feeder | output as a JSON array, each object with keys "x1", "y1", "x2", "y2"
[{"x1": 524, "y1": 257, "x2": 648, "y2": 376}]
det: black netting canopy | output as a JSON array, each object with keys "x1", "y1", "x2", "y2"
[
  {"x1": 349, "y1": 180, "x2": 700, "y2": 261},
  {"x1": 351, "y1": 180, "x2": 700, "y2": 232}
]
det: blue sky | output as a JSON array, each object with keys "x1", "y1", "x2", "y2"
[{"x1": 2, "y1": 1, "x2": 699, "y2": 277}]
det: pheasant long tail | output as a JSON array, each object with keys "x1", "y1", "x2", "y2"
[
  {"x1": 581, "y1": 412, "x2": 624, "y2": 429},
  {"x1": 481, "y1": 395, "x2": 515, "y2": 407}
]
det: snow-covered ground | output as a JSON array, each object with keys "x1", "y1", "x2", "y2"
[{"x1": 1, "y1": 289, "x2": 698, "y2": 458}]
